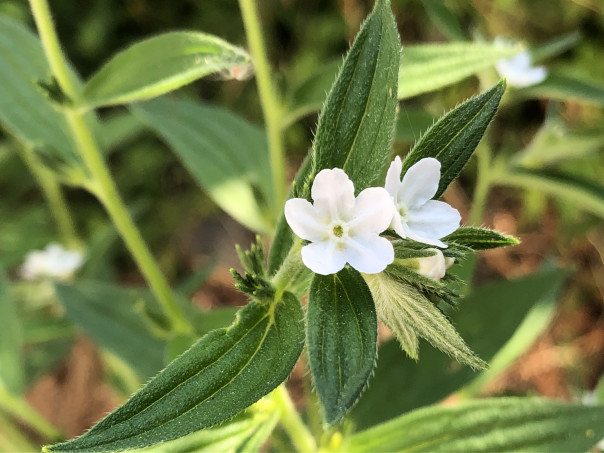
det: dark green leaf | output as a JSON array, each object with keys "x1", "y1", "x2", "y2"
[
  {"x1": 349, "y1": 397, "x2": 604, "y2": 452},
  {"x1": 0, "y1": 265, "x2": 23, "y2": 394},
  {"x1": 54, "y1": 281, "x2": 167, "y2": 378},
  {"x1": 132, "y1": 97, "x2": 273, "y2": 232},
  {"x1": 443, "y1": 227, "x2": 519, "y2": 250},
  {"x1": 82, "y1": 32, "x2": 251, "y2": 108},
  {"x1": 312, "y1": 0, "x2": 400, "y2": 192},
  {"x1": 402, "y1": 80, "x2": 505, "y2": 198},
  {"x1": 308, "y1": 267, "x2": 377, "y2": 424},
  {"x1": 45, "y1": 293, "x2": 304, "y2": 452},
  {"x1": 352, "y1": 267, "x2": 568, "y2": 429}
]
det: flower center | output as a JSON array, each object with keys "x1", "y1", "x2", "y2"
[
  {"x1": 398, "y1": 205, "x2": 408, "y2": 221},
  {"x1": 332, "y1": 225, "x2": 344, "y2": 237}
]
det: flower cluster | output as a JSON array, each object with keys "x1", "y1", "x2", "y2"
[{"x1": 284, "y1": 157, "x2": 460, "y2": 275}]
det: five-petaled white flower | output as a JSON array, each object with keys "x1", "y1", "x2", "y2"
[
  {"x1": 495, "y1": 48, "x2": 547, "y2": 88},
  {"x1": 20, "y1": 243, "x2": 84, "y2": 281},
  {"x1": 385, "y1": 156, "x2": 460, "y2": 248},
  {"x1": 284, "y1": 168, "x2": 394, "y2": 275}
]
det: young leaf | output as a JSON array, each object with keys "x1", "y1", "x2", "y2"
[
  {"x1": 44, "y1": 293, "x2": 304, "y2": 453},
  {"x1": 443, "y1": 227, "x2": 519, "y2": 250},
  {"x1": 132, "y1": 97, "x2": 273, "y2": 233},
  {"x1": 349, "y1": 397, "x2": 604, "y2": 452},
  {"x1": 312, "y1": 0, "x2": 401, "y2": 192},
  {"x1": 54, "y1": 281, "x2": 167, "y2": 378},
  {"x1": 308, "y1": 267, "x2": 378, "y2": 425},
  {"x1": 398, "y1": 44, "x2": 517, "y2": 99},
  {"x1": 82, "y1": 32, "x2": 251, "y2": 108},
  {"x1": 0, "y1": 265, "x2": 24, "y2": 394},
  {"x1": 402, "y1": 80, "x2": 505, "y2": 198}
]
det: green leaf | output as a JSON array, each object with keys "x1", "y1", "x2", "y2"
[
  {"x1": 0, "y1": 15, "x2": 77, "y2": 163},
  {"x1": 82, "y1": 32, "x2": 251, "y2": 108},
  {"x1": 131, "y1": 97, "x2": 273, "y2": 233},
  {"x1": 402, "y1": 80, "x2": 505, "y2": 198},
  {"x1": 515, "y1": 71, "x2": 604, "y2": 105},
  {"x1": 498, "y1": 167, "x2": 604, "y2": 218},
  {"x1": 312, "y1": 0, "x2": 400, "y2": 192},
  {"x1": 99, "y1": 110, "x2": 147, "y2": 154},
  {"x1": 54, "y1": 281, "x2": 167, "y2": 379},
  {"x1": 422, "y1": 0, "x2": 465, "y2": 41},
  {"x1": 349, "y1": 397, "x2": 604, "y2": 452},
  {"x1": 395, "y1": 107, "x2": 435, "y2": 142},
  {"x1": 352, "y1": 267, "x2": 568, "y2": 429},
  {"x1": 530, "y1": 32, "x2": 581, "y2": 63},
  {"x1": 308, "y1": 267, "x2": 378, "y2": 425},
  {"x1": 45, "y1": 293, "x2": 304, "y2": 453},
  {"x1": 0, "y1": 265, "x2": 23, "y2": 394},
  {"x1": 398, "y1": 43, "x2": 517, "y2": 99},
  {"x1": 443, "y1": 227, "x2": 519, "y2": 250}
]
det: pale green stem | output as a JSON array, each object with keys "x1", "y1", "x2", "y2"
[
  {"x1": 29, "y1": 0, "x2": 191, "y2": 335},
  {"x1": 271, "y1": 239, "x2": 303, "y2": 299},
  {"x1": 0, "y1": 386, "x2": 62, "y2": 441},
  {"x1": 469, "y1": 143, "x2": 493, "y2": 225},
  {"x1": 238, "y1": 0, "x2": 286, "y2": 215},
  {"x1": 18, "y1": 146, "x2": 80, "y2": 248},
  {"x1": 0, "y1": 413, "x2": 38, "y2": 452},
  {"x1": 271, "y1": 384, "x2": 317, "y2": 453}
]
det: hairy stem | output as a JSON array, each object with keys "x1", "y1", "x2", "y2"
[{"x1": 271, "y1": 384, "x2": 317, "y2": 452}]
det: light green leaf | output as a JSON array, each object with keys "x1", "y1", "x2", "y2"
[
  {"x1": 0, "y1": 265, "x2": 23, "y2": 394},
  {"x1": 45, "y1": 293, "x2": 304, "y2": 453},
  {"x1": 395, "y1": 107, "x2": 434, "y2": 142},
  {"x1": 99, "y1": 110, "x2": 147, "y2": 153},
  {"x1": 308, "y1": 267, "x2": 378, "y2": 425},
  {"x1": 349, "y1": 397, "x2": 604, "y2": 452},
  {"x1": 422, "y1": 0, "x2": 465, "y2": 41},
  {"x1": 398, "y1": 43, "x2": 518, "y2": 99},
  {"x1": 236, "y1": 410, "x2": 280, "y2": 453},
  {"x1": 497, "y1": 167, "x2": 604, "y2": 218},
  {"x1": 0, "y1": 15, "x2": 76, "y2": 163},
  {"x1": 443, "y1": 227, "x2": 519, "y2": 250},
  {"x1": 54, "y1": 281, "x2": 166, "y2": 379},
  {"x1": 515, "y1": 71, "x2": 604, "y2": 105},
  {"x1": 132, "y1": 97, "x2": 273, "y2": 233},
  {"x1": 530, "y1": 32, "x2": 581, "y2": 63},
  {"x1": 352, "y1": 267, "x2": 568, "y2": 429},
  {"x1": 312, "y1": 0, "x2": 400, "y2": 192},
  {"x1": 402, "y1": 80, "x2": 505, "y2": 198},
  {"x1": 82, "y1": 32, "x2": 251, "y2": 108}
]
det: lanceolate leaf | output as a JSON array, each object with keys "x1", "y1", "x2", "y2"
[
  {"x1": 312, "y1": 0, "x2": 400, "y2": 192},
  {"x1": 82, "y1": 32, "x2": 251, "y2": 108},
  {"x1": 402, "y1": 80, "x2": 505, "y2": 198},
  {"x1": 0, "y1": 265, "x2": 23, "y2": 394},
  {"x1": 308, "y1": 267, "x2": 378, "y2": 425},
  {"x1": 132, "y1": 97, "x2": 273, "y2": 233},
  {"x1": 349, "y1": 398, "x2": 604, "y2": 452},
  {"x1": 45, "y1": 294, "x2": 304, "y2": 452},
  {"x1": 398, "y1": 44, "x2": 517, "y2": 99},
  {"x1": 443, "y1": 227, "x2": 519, "y2": 250}
]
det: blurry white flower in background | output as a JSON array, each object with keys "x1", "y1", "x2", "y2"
[
  {"x1": 494, "y1": 38, "x2": 547, "y2": 87},
  {"x1": 20, "y1": 243, "x2": 84, "y2": 281}
]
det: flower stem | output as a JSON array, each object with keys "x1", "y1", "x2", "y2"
[
  {"x1": 238, "y1": 0, "x2": 286, "y2": 216},
  {"x1": 469, "y1": 143, "x2": 493, "y2": 225},
  {"x1": 271, "y1": 240, "x2": 304, "y2": 298},
  {"x1": 271, "y1": 384, "x2": 317, "y2": 453},
  {"x1": 28, "y1": 0, "x2": 191, "y2": 335},
  {"x1": 18, "y1": 146, "x2": 80, "y2": 248}
]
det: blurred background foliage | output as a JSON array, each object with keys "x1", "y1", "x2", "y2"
[{"x1": 1, "y1": 0, "x2": 604, "y2": 445}]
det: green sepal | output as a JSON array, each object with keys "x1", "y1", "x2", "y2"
[
  {"x1": 307, "y1": 267, "x2": 378, "y2": 425},
  {"x1": 402, "y1": 80, "x2": 505, "y2": 198},
  {"x1": 443, "y1": 227, "x2": 520, "y2": 250},
  {"x1": 44, "y1": 293, "x2": 304, "y2": 452}
]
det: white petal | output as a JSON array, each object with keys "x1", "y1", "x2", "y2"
[
  {"x1": 495, "y1": 51, "x2": 547, "y2": 88},
  {"x1": 405, "y1": 200, "x2": 460, "y2": 247},
  {"x1": 311, "y1": 168, "x2": 355, "y2": 221},
  {"x1": 345, "y1": 234, "x2": 394, "y2": 274},
  {"x1": 416, "y1": 249, "x2": 447, "y2": 281},
  {"x1": 301, "y1": 240, "x2": 347, "y2": 275},
  {"x1": 285, "y1": 198, "x2": 328, "y2": 242},
  {"x1": 348, "y1": 187, "x2": 394, "y2": 235},
  {"x1": 398, "y1": 158, "x2": 441, "y2": 209},
  {"x1": 384, "y1": 156, "x2": 403, "y2": 197}
]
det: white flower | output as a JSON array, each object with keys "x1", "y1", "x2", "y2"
[
  {"x1": 20, "y1": 243, "x2": 84, "y2": 281},
  {"x1": 284, "y1": 168, "x2": 394, "y2": 275},
  {"x1": 494, "y1": 43, "x2": 547, "y2": 87},
  {"x1": 385, "y1": 156, "x2": 460, "y2": 248}
]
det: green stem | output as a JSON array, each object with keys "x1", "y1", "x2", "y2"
[
  {"x1": 0, "y1": 386, "x2": 62, "y2": 441},
  {"x1": 469, "y1": 143, "x2": 493, "y2": 225},
  {"x1": 18, "y1": 146, "x2": 80, "y2": 247},
  {"x1": 29, "y1": 0, "x2": 191, "y2": 335},
  {"x1": 238, "y1": 0, "x2": 286, "y2": 215},
  {"x1": 271, "y1": 384, "x2": 317, "y2": 453},
  {"x1": 271, "y1": 239, "x2": 303, "y2": 298},
  {"x1": 0, "y1": 413, "x2": 38, "y2": 452}
]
